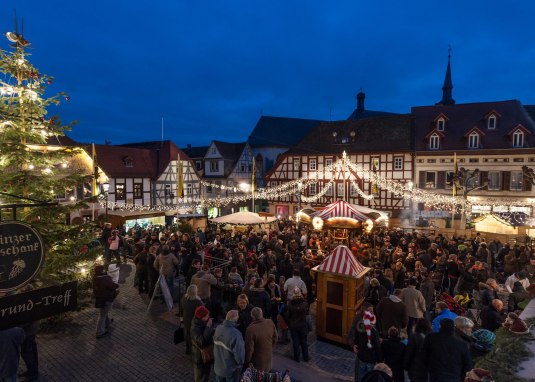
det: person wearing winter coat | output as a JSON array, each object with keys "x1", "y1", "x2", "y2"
[
  {"x1": 191, "y1": 266, "x2": 218, "y2": 307},
  {"x1": 235, "y1": 294, "x2": 254, "y2": 338},
  {"x1": 153, "y1": 245, "x2": 178, "y2": 296},
  {"x1": 245, "y1": 307, "x2": 278, "y2": 372},
  {"x1": 248, "y1": 278, "x2": 271, "y2": 319},
  {"x1": 361, "y1": 363, "x2": 394, "y2": 382},
  {"x1": 351, "y1": 305, "x2": 383, "y2": 382},
  {"x1": 403, "y1": 318, "x2": 431, "y2": 382},
  {"x1": 287, "y1": 287, "x2": 310, "y2": 362},
  {"x1": 0, "y1": 327, "x2": 25, "y2": 382},
  {"x1": 507, "y1": 281, "x2": 528, "y2": 312},
  {"x1": 432, "y1": 302, "x2": 458, "y2": 332},
  {"x1": 283, "y1": 269, "x2": 307, "y2": 301},
  {"x1": 504, "y1": 250, "x2": 519, "y2": 276},
  {"x1": 375, "y1": 289, "x2": 408, "y2": 337},
  {"x1": 133, "y1": 244, "x2": 150, "y2": 294},
  {"x1": 479, "y1": 279, "x2": 499, "y2": 308},
  {"x1": 191, "y1": 305, "x2": 215, "y2": 382},
  {"x1": 400, "y1": 278, "x2": 426, "y2": 337},
  {"x1": 92, "y1": 264, "x2": 119, "y2": 338},
  {"x1": 181, "y1": 285, "x2": 204, "y2": 355},
  {"x1": 365, "y1": 278, "x2": 388, "y2": 309},
  {"x1": 213, "y1": 310, "x2": 244, "y2": 382},
  {"x1": 422, "y1": 318, "x2": 472, "y2": 382},
  {"x1": 380, "y1": 327, "x2": 405, "y2": 382},
  {"x1": 265, "y1": 275, "x2": 281, "y2": 328},
  {"x1": 480, "y1": 299, "x2": 505, "y2": 332}
]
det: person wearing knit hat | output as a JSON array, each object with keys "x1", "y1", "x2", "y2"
[
  {"x1": 191, "y1": 305, "x2": 214, "y2": 382},
  {"x1": 194, "y1": 305, "x2": 210, "y2": 319}
]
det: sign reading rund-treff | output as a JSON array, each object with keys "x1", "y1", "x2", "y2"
[{"x1": 0, "y1": 221, "x2": 45, "y2": 293}]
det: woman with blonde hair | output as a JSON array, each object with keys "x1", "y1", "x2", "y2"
[
  {"x1": 234, "y1": 293, "x2": 254, "y2": 337},
  {"x1": 181, "y1": 284, "x2": 203, "y2": 355}
]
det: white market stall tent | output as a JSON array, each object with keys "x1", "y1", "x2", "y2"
[{"x1": 210, "y1": 211, "x2": 278, "y2": 225}]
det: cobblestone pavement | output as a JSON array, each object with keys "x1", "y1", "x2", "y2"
[{"x1": 30, "y1": 263, "x2": 354, "y2": 382}]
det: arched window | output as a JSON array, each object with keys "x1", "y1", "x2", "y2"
[{"x1": 468, "y1": 132, "x2": 479, "y2": 148}]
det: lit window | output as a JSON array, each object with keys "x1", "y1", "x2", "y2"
[
  {"x1": 429, "y1": 134, "x2": 440, "y2": 150},
  {"x1": 133, "y1": 183, "x2": 142, "y2": 199},
  {"x1": 371, "y1": 157, "x2": 380, "y2": 171},
  {"x1": 309, "y1": 159, "x2": 317, "y2": 171},
  {"x1": 394, "y1": 157, "x2": 403, "y2": 170},
  {"x1": 468, "y1": 132, "x2": 479, "y2": 149},
  {"x1": 510, "y1": 171, "x2": 523, "y2": 191},
  {"x1": 513, "y1": 131, "x2": 524, "y2": 148},
  {"x1": 437, "y1": 118, "x2": 445, "y2": 131},
  {"x1": 425, "y1": 172, "x2": 436, "y2": 188},
  {"x1": 487, "y1": 171, "x2": 501, "y2": 190},
  {"x1": 488, "y1": 115, "x2": 496, "y2": 130},
  {"x1": 115, "y1": 183, "x2": 125, "y2": 199}
]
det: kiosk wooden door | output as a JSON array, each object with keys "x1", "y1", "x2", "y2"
[{"x1": 322, "y1": 276, "x2": 346, "y2": 341}]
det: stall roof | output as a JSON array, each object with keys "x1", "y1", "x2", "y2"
[
  {"x1": 314, "y1": 245, "x2": 369, "y2": 277},
  {"x1": 107, "y1": 210, "x2": 166, "y2": 219}
]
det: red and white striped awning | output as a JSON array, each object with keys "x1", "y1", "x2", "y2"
[
  {"x1": 315, "y1": 245, "x2": 368, "y2": 277},
  {"x1": 310, "y1": 200, "x2": 369, "y2": 222}
]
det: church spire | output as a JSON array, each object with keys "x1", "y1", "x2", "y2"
[{"x1": 436, "y1": 47, "x2": 455, "y2": 105}]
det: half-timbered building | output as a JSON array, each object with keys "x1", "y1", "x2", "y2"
[
  {"x1": 265, "y1": 115, "x2": 414, "y2": 222},
  {"x1": 119, "y1": 141, "x2": 201, "y2": 208},
  {"x1": 202, "y1": 140, "x2": 257, "y2": 216}
]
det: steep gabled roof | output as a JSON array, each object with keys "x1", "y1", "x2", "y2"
[
  {"x1": 285, "y1": 114, "x2": 413, "y2": 155},
  {"x1": 45, "y1": 134, "x2": 79, "y2": 147},
  {"x1": 212, "y1": 141, "x2": 247, "y2": 161},
  {"x1": 182, "y1": 145, "x2": 209, "y2": 160},
  {"x1": 84, "y1": 144, "x2": 156, "y2": 179},
  {"x1": 413, "y1": 100, "x2": 535, "y2": 151},
  {"x1": 118, "y1": 140, "x2": 190, "y2": 178},
  {"x1": 248, "y1": 115, "x2": 324, "y2": 148}
]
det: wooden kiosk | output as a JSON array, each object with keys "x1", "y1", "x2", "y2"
[{"x1": 313, "y1": 245, "x2": 371, "y2": 345}]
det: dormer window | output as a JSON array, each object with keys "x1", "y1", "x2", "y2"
[
  {"x1": 429, "y1": 134, "x2": 440, "y2": 150},
  {"x1": 123, "y1": 156, "x2": 133, "y2": 167},
  {"x1": 437, "y1": 118, "x2": 445, "y2": 131},
  {"x1": 468, "y1": 132, "x2": 480, "y2": 149},
  {"x1": 488, "y1": 115, "x2": 497, "y2": 130},
  {"x1": 513, "y1": 130, "x2": 524, "y2": 148}
]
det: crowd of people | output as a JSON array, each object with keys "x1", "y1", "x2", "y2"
[{"x1": 93, "y1": 219, "x2": 534, "y2": 382}]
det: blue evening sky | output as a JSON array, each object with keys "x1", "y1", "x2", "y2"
[{"x1": 1, "y1": 1, "x2": 534, "y2": 147}]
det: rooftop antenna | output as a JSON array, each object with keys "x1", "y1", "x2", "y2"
[{"x1": 161, "y1": 116, "x2": 164, "y2": 145}]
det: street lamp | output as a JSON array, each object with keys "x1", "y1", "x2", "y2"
[{"x1": 102, "y1": 182, "x2": 110, "y2": 219}]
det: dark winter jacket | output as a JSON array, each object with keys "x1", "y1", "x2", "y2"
[
  {"x1": 403, "y1": 331, "x2": 428, "y2": 382},
  {"x1": 375, "y1": 295, "x2": 408, "y2": 335},
  {"x1": 508, "y1": 282, "x2": 528, "y2": 312},
  {"x1": 191, "y1": 317, "x2": 215, "y2": 366},
  {"x1": 287, "y1": 296, "x2": 308, "y2": 330},
  {"x1": 354, "y1": 324, "x2": 382, "y2": 364},
  {"x1": 92, "y1": 274, "x2": 119, "y2": 303},
  {"x1": 248, "y1": 288, "x2": 271, "y2": 318},
  {"x1": 422, "y1": 325, "x2": 472, "y2": 382},
  {"x1": 235, "y1": 304, "x2": 254, "y2": 337},
  {"x1": 480, "y1": 305, "x2": 504, "y2": 332},
  {"x1": 380, "y1": 336, "x2": 405, "y2": 382},
  {"x1": 479, "y1": 282, "x2": 498, "y2": 307}
]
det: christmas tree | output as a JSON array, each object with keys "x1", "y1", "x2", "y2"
[{"x1": 0, "y1": 27, "x2": 100, "y2": 283}]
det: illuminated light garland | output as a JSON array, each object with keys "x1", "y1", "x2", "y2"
[{"x1": 91, "y1": 152, "x2": 535, "y2": 214}]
